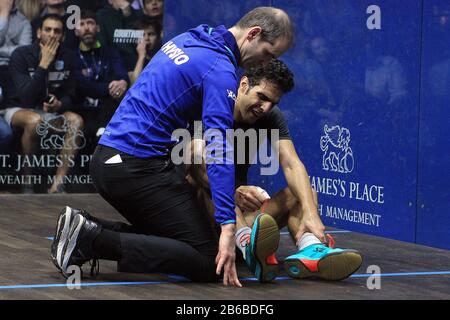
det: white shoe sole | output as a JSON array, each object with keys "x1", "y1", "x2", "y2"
[
  {"x1": 61, "y1": 215, "x2": 86, "y2": 277},
  {"x1": 51, "y1": 206, "x2": 73, "y2": 269}
]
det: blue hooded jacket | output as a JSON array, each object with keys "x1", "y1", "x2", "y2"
[{"x1": 99, "y1": 24, "x2": 240, "y2": 225}]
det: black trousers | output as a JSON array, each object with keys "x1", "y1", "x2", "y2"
[{"x1": 89, "y1": 145, "x2": 219, "y2": 282}]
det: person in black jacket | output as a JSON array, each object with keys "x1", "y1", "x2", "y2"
[
  {"x1": 6, "y1": 14, "x2": 84, "y2": 193},
  {"x1": 74, "y1": 10, "x2": 130, "y2": 141}
]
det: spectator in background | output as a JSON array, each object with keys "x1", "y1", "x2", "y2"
[
  {"x1": 307, "y1": 36, "x2": 343, "y2": 124},
  {"x1": 309, "y1": 36, "x2": 363, "y2": 105},
  {"x1": 131, "y1": 0, "x2": 163, "y2": 21},
  {"x1": 0, "y1": 0, "x2": 32, "y2": 153},
  {"x1": 365, "y1": 45, "x2": 408, "y2": 107},
  {"x1": 74, "y1": 10, "x2": 129, "y2": 141},
  {"x1": 142, "y1": 0, "x2": 162, "y2": 21},
  {"x1": 17, "y1": 0, "x2": 44, "y2": 22},
  {"x1": 7, "y1": 14, "x2": 84, "y2": 193},
  {"x1": 96, "y1": 0, "x2": 142, "y2": 72},
  {"x1": 31, "y1": 0, "x2": 78, "y2": 49},
  {"x1": 66, "y1": 0, "x2": 107, "y2": 12},
  {"x1": 129, "y1": 16, "x2": 161, "y2": 84},
  {"x1": 302, "y1": 0, "x2": 362, "y2": 56}
]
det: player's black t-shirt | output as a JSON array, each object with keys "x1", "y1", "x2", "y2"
[
  {"x1": 187, "y1": 106, "x2": 291, "y2": 189},
  {"x1": 233, "y1": 106, "x2": 291, "y2": 188}
]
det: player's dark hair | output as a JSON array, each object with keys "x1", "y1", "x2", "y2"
[
  {"x1": 39, "y1": 14, "x2": 65, "y2": 32},
  {"x1": 80, "y1": 9, "x2": 97, "y2": 22},
  {"x1": 244, "y1": 58, "x2": 294, "y2": 93}
]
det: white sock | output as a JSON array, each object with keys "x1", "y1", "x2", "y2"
[
  {"x1": 297, "y1": 232, "x2": 322, "y2": 251},
  {"x1": 235, "y1": 227, "x2": 251, "y2": 259}
]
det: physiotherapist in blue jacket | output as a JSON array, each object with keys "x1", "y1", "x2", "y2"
[{"x1": 51, "y1": 7, "x2": 293, "y2": 287}]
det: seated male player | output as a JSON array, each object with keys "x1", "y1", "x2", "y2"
[{"x1": 185, "y1": 58, "x2": 363, "y2": 281}]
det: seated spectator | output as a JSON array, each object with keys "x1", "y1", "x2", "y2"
[
  {"x1": 96, "y1": 0, "x2": 142, "y2": 71},
  {"x1": 7, "y1": 14, "x2": 84, "y2": 193},
  {"x1": 142, "y1": 0, "x2": 163, "y2": 21},
  {"x1": 365, "y1": 55, "x2": 408, "y2": 106},
  {"x1": 130, "y1": 0, "x2": 163, "y2": 18},
  {"x1": 141, "y1": 0, "x2": 166, "y2": 38},
  {"x1": 129, "y1": 16, "x2": 161, "y2": 84},
  {"x1": 73, "y1": 10, "x2": 130, "y2": 140},
  {"x1": 31, "y1": 0, "x2": 78, "y2": 49},
  {"x1": 364, "y1": 35, "x2": 409, "y2": 107},
  {"x1": 66, "y1": 0, "x2": 107, "y2": 12},
  {"x1": 0, "y1": 0, "x2": 32, "y2": 152},
  {"x1": 17, "y1": 0, "x2": 44, "y2": 22}
]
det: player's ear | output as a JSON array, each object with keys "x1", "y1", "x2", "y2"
[
  {"x1": 239, "y1": 76, "x2": 250, "y2": 94},
  {"x1": 246, "y1": 26, "x2": 262, "y2": 41}
]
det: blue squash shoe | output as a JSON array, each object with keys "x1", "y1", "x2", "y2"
[
  {"x1": 284, "y1": 235, "x2": 362, "y2": 281},
  {"x1": 244, "y1": 213, "x2": 280, "y2": 283}
]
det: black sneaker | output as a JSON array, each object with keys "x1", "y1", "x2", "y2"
[
  {"x1": 51, "y1": 206, "x2": 76, "y2": 270},
  {"x1": 58, "y1": 214, "x2": 102, "y2": 278},
  {"x1": 51, "y1": 206, "x2": 92, "y2": 270}
]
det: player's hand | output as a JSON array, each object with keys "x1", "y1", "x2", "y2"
[
  {"x1": 235, "y1": 185, "x2": 270, "y2": 213},
  {"x1": 43, "y1": 94, "x2": 62, "y2": 113},
  {"x1": 113, "y1": 0, "x2": 131, "y2": 15},
  {"x1": 297, "y1": 210, "x2": 326, "y2": 243},
  {"x1": 215, "y1": 224, "x2": 242, "y2": 287}
]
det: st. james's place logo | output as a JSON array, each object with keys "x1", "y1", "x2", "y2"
[
  {"x1": 313, "y1": 124, "x2": 383, "y2": 228},
  {"x1": 320, "y1": 124, "x2": 354, "y2": 173},
  {"x1": 36, "y1": 115, "x2": 86, "y2": 150}
]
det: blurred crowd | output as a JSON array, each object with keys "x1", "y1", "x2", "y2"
[
  {"x1": 0, "y1": 0, "x2": 164, "y2": 192},
  {"x1": 0, "y1": 0, "x2": 448, "y2": 193}
]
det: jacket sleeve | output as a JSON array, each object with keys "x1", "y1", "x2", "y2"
[
  {"x1": 9, "y1": 48, "x2": 47, "y2": 107},
  {"x1": 202, "y1": 61, "x2": 237, "y2": 225},
  {"x1": 58, "y1": 51, "x2": 78, "y2": 112},
  {"x1": 110, "y1": 48, "x2": 130, "y2": 84},
  {"x1": 0, "y1": 17, "x2": 32, "y2": 59},
  {"x1": 0, "y1": 17, "x2": 8, "y2": 47}
]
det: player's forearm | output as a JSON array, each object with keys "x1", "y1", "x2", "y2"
[
  {"x1": 188, "y1": 138, "x2": 209, "y2": 188},
  {"x1": 283, "y1": 160, "x2": 318, "y2": 215}
]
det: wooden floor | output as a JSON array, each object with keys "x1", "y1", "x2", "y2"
[{"x1": 0, "y1": 194, "x2": 449, "y2": 300}]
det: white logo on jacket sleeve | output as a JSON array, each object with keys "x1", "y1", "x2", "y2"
[
  {"x1": 161, "y1": 41, "x2": 190, "y2": 65},
  {"x1": 227, "y1": 89, "x2": 236, "y2": 101}
]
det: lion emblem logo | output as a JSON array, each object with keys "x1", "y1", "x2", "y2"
[
  {"x1": 36, "y1": 115, "x2": 86, "y2": 150},
  {"x1": 320, "y1": 124, "x2": 354, "y2": 173}
]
